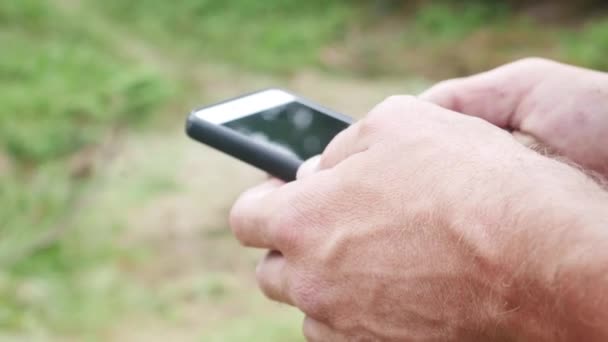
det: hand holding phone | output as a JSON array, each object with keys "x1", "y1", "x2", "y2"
[{"x1": 186, "y1": 89, "x2": 352, "y2": 181}]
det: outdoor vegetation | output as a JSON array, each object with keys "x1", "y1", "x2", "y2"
[{"x1": 1, "y1": 0, "x2": 607, "y2": 340}]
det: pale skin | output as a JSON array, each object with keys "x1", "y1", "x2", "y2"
[{"x1": 229, "y1": 58, "x2": 608, "y2": 341}]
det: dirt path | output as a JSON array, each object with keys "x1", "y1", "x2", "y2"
[
  {"x1": 49, "y1": 2, "x2": 428, "y2": 340},
  {"x1": 83, "y1": 65, "x2": 426, "y2": 341}
]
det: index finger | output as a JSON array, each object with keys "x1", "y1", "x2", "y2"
[
  {"x1": 319, "y1": 120, "x2": 368, "y2": 171},
  {"x1": 229, "y1": 179, "x2": 284, "y2": 249},
  {"x1": 230, "y1": 175, "x2": 322, "y2": 254}
]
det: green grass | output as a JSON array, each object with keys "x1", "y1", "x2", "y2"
[
  {"x1": 2, "y1": 0, "x2": 608, "y2": 339},
  {"x1": 0, "y1": 0, "x2": 171, "y2": 334},
  {"x1": 85, "y1": 0, "x2": 608, "y2": 77},
  {"x1": 561, "y1": 17, "x2": 608, "y2": 70},
  {"x1": 413, "y1": 1, "x2": 509, "y2": 40},
  {"x1": 0, "y1": 0, "x2": 170, "y2": 163},
  {"x1": 333, "y1": 1, "x2": 607, "y2": 77},
  {"x1": 412, "y1": 1, "x2": 608, "y2": 73},
  {"x1": 87, "y1": 0, "x2": 356, "y2": 73}
]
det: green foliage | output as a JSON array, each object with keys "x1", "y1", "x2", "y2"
[
  {"x1": 562, "y1": 18, "x2": 608, "y2": 70},
  {"x1": 2, "y1": 0, "x2": 608, "y2": 339},
  {"x1": 89, "y1": 0, "x2": 355, "y2": 73},
  {"x1": 0, "y1": 161, "x2": 173, "y2": 334},
  {"x1": 414, "y1": 1, "x2": 509, "y2": 40},
  {"x1": 0, "y1": 166, "x2": 72, "y2": 265},
  {"x1": 0, "y1": 0, "x2": 170, "y2": 334},
  {"x1": 0, "y1": 0, "x2": 169, "y2": 163},
  {"x1": 0, "y1": 248, "x2": 140, "y2": 333}
]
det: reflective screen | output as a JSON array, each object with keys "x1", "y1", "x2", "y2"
[{"x1": 223, "y1": 101, "x2": 349, "y2": 161}]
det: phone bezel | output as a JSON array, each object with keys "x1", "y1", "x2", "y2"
[
  {"x1": 185, "y1": 88, "x2": 352, "y2": 181},
  {"x1": 193, "y1": 89, "x2": 296, "y2": 124}
]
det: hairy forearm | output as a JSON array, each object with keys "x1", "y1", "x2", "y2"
[
  {"x1": 503, "y1": 160, "x2": 608, "y2": 341},
  {"x1": 555, "y1": 203, "x2": 608, "y2": 341}
]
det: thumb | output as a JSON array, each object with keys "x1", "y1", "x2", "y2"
[
  {"x1": 296, "y1": 155, "x2": 321, "y2": 180},
  {"x1": 419, "y1": 59, "x2": 544, "y2": 129},
  {"x1": 419, "y1": 76, "x2": 516, "y2": 129}
]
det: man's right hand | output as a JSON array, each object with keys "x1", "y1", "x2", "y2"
[{"x1": 420, "y1": 58, "x2": 608, "y2": 178}]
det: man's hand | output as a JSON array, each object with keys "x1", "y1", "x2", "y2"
[
  {"x1": 420, "y1": 57, "x2": 608, "y2": 178},
  {"x1": 230, "y1": 96, "x2": 608, "y2": 341}
]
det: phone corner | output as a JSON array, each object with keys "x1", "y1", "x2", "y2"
[{"x1": 184, "y1": 111, "x2": 199, "y2": 136}]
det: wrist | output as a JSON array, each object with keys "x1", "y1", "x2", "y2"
[
  {"x1": 551, "y1": 205, "x2": 608, "y2": 341},
  {"x1": 499, "y1": 156, "x2": 608, "y2": 341}
]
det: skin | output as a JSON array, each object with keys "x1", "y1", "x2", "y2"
[
  {"x1": 229, "y1": 59, "x2": 608, "y2": 341},
  {"x1": 419, "y1": 58, "x2": 608, "y2": 178}
]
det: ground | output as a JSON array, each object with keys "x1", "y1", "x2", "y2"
[
  {"x1": 10, "y1": 1, "x2": 605, "y2": 340},
  {"x1": 64, "y1": 65, "x2": 426, "y2": 341},
  {"x1": 0, "y1": 2, "x2": 426, "y2": 339}
]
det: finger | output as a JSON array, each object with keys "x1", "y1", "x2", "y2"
[
  {"x1": 321, "y1": 95, "x2": 443, "y2": 171},
  {"x1": 321, "y1": 95, "x2": 434, "y2": 171},
  {"x1": 319, "y1": 120, "x2": 368, "y2": 170},
  {"x1": 419, "y1": 60, "x2": 543, "y2": 129},
  {"x1": 419, "y1": 77, "x2": 517, "y2": 128},
  {"x1": 512, "y1": 131, "x2": 539, "y2": 148},
  {"x1": 302, "y1": 316, "x2": 349, "y2": 342},
  {"x1": 297, "y1": 155, "x2": 321, "y2": 180},
  {"x1": 229, "y1": 179, "x2": 284, "y2": 249},
  {"x1": 512, "y1": 131, "x2": 557, "y2": 156},
  {"x1": 256, "y1": 250, "x2": 294, "y2": 305}
]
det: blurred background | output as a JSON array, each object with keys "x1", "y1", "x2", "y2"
[{"x1": 1, "y1": 0, "x2": 607, "y2": 340}]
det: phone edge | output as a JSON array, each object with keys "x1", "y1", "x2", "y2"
[{"x1": 185, "y1": 112, "x2": 303, "y2": 181}]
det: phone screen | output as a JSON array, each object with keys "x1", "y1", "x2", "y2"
[{"x1": 223, "y1": 101, "x2": 349, "y2": 161}]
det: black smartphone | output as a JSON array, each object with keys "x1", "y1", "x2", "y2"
[{"x1": 185, "y1": 89, "x2": 352, "y2": 181}]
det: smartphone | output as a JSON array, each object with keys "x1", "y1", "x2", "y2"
[{"x1": 185, "y1": 89, "x2": 352, "y2": 181}]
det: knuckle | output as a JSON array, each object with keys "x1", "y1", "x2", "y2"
[
  {"x1": 510, "y1": 57, "x2": 554, "y2": 70},
  {"x1": 228, "y1": 188, "x2": 270, "y2": 246},
  {"x1": 254, "y1": 259, "x2": 268, "y2": 285},
  {"x1": 291, "y1": 275, "x2": 328, "y2": 319},
  {"x1": 431, "y1": 79, "x2": 460, "y2": 93},
  {"x1": 362, "y1": 94, "x2": 422, "y2": 134},
  {"x1": 362, "y1": 97, "x2": 397, "y2": 134},
  {"x1": 228, "y1": 196, "x2": 250, "y2": 242},
  {"x1": 378, "y1": 94, "x2": 417, "y2": 112},
  {"x1": 374, "y1": 94, "x2": 418, "y2": 116},
  {"x1": 381, "y1": 94, "x2": 405, "y2": 105},
  {"x1": 302, "y1": 317, "x2": 319, "y2": 341},
  {"x1": 358, "y1": 114, "x2": 382, "y2": 138},
  {"x1": 255, "y1": 263, "x2": 274, "y2": 298},
  {"x1": 266, "y1": 189, "x2": 309, "y2": 249},
  {"x1": 255, "y1": 271, "x2": 269, "y2": 297},
  {"x1": 271, "y1": 205, "x2": 302, "y2": 250},
  {"x1": 270, "y1": 184, "x2": 318, "y2": 251}
]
